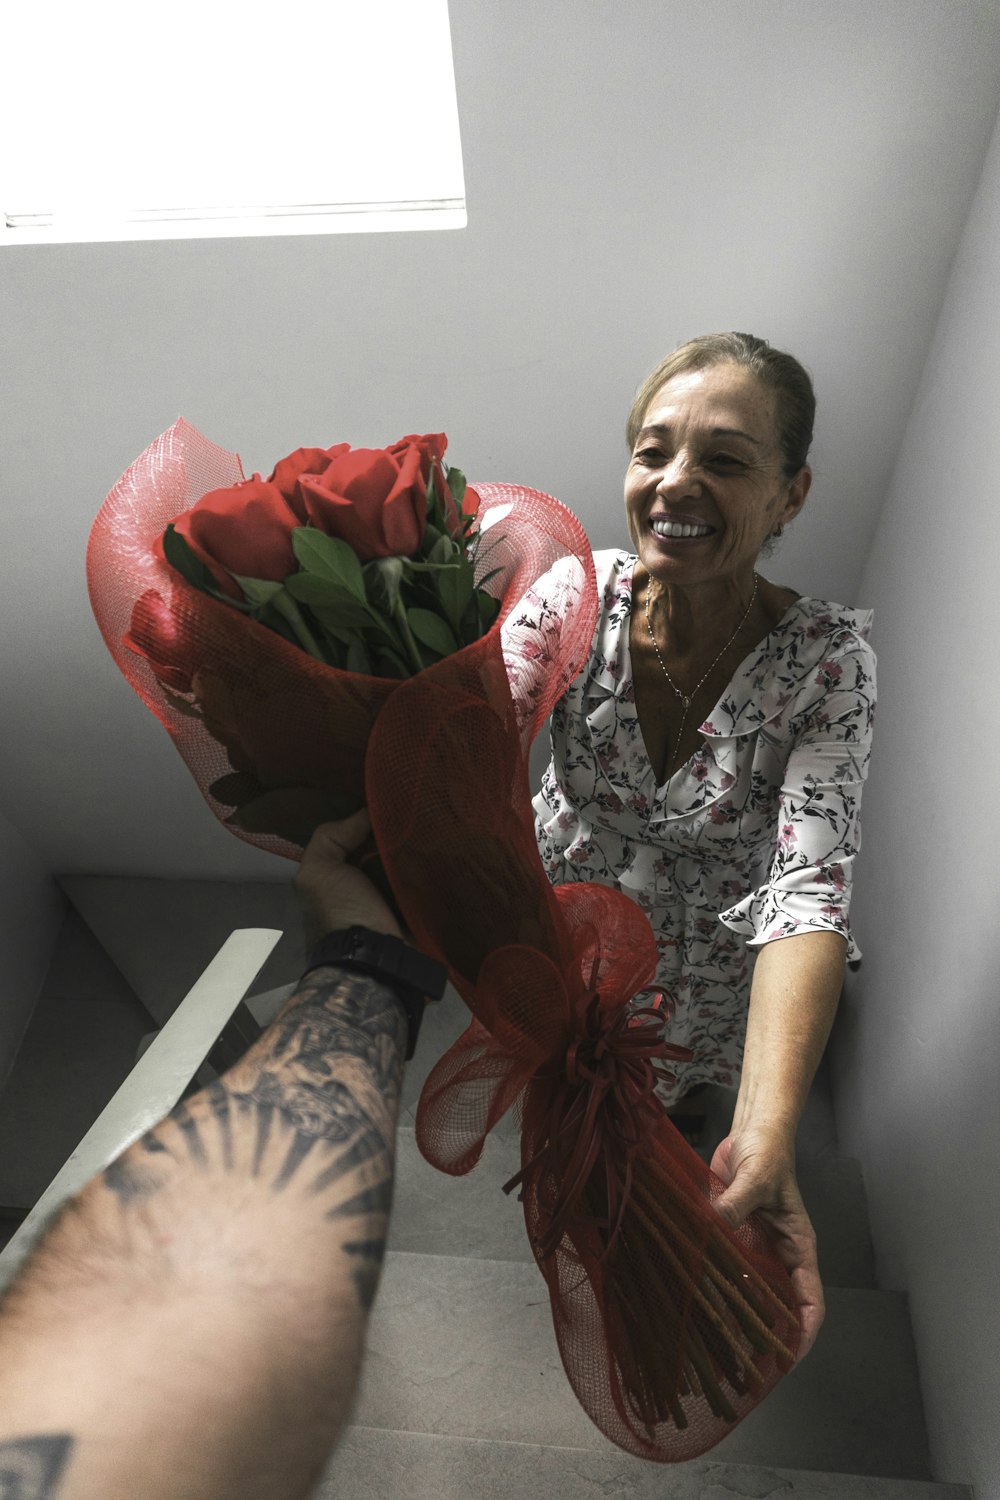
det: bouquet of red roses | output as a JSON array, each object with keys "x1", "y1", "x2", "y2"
[{"x1": 87, "y1": 419, "x2": 800, "y2": 1462}]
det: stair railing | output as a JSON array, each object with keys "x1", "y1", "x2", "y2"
[{"x1": 0, "y1": 927, "x2": 282, "y2": 1294}]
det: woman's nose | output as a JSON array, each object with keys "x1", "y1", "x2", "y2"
[{"x1": 657, "y1": 452, "x2": 697, "y2": 492}]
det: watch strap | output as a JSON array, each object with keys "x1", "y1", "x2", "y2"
[{"x1": 301, "y1": 926, "x2": 447, "y2": 1061}]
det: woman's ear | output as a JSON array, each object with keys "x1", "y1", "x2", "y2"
[{"x1": 782, "y1": 464, "x2": 812, "y2": 523}]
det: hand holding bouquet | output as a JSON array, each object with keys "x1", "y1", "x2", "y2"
[{"x1": 88, "y1": 419, "x2": 800, "y2": 1462}]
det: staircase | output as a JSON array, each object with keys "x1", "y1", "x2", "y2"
[{"x1": 0, "y1": 881, "x2": 971, "y2": 1499}]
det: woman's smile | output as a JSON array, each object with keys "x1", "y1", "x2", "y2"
[
  {"x1": 624, "y1": 363, "x2": 809, "y2": 594},
  {"x1": 648, "y1": 513, "x2": 718, "y2": 544}
]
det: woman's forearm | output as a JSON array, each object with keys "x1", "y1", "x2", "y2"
[
  {"x1": 0, "y1": 965, "x2": 407, "y2": 1500},
  {"x1": 731, "y1": 930, "x2": 847, "y2": 1148}
]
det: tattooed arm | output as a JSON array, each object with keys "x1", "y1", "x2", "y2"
[{"x1": 0, "y1": 814, "x2": 410, "y2": 1500}]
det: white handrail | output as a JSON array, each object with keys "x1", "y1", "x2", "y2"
[{"x1": 0, "y1": 927, "x2": 282, "y2": 1291}]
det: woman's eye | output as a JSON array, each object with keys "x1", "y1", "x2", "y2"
[
  {"x1": 635, "y1": 448, "x2": 663, "y2": 464},
  {"x1": 710, "y1": 454, "x2": 744, "y2": 469}
]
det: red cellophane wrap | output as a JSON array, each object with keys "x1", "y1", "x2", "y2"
[{"x1": 87, "y1": 419, "x2": 801, "y2": 1461}]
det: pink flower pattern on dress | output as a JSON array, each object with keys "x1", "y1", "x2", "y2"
[
  {"x1": 815, "y1": 660, "x2": 844, "y2": 690},
  {"x1": 504, "y1": 549, "x2": 877, "y2": 1105}
]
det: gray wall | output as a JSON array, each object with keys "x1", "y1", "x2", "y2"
[
  {"x1": 0, "y1": 802, "x2": 66, "y2": 1093},
  {"x1": 3, "y1": 3, "x2": 1000, "y2": 1486},
  {"x1": 829, "y1": 104, "x2": 1000, "y2": 1500},
  {"x1": 3, "y1": 0, "x2": 999, "y2": 882}
]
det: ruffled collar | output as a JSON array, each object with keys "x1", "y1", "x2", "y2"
[{"x1": 583, "y1": 551, "x2": 873, "y2": 817}]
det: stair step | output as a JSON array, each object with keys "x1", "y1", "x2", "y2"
[
  {"x1": 390, "y1": 1129, "x2": 876, "y2": 1289},
  {"x1": 319, "y1": 1428, "x2": 970, "y2": 1500},
  {"x1": 351, "y1": 1252, "x2": 933, "y2": 1480}
]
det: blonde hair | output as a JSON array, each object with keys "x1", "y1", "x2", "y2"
[{"x1": 626, "y1": 332, "x2": 816, "y2": 479}]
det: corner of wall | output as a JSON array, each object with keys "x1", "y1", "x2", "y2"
[{"x1": 0, "y1": 804, "x2": 68, "y2": 1096}]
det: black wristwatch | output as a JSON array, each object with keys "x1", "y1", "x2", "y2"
[{"x1": 301, "y1": 926, "x2": 448, "y2": 1060}]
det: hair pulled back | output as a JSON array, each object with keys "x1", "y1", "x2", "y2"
[{"x1": 625, "y1": 332, "x2": 816, "y2": 480}]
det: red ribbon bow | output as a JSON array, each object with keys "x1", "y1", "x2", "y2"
[{"x1": 504, "y1": 989, "x2": 693, "y2": 1262}]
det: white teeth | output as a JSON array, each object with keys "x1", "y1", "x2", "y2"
[{"x1": 651, "y1": 519, "x2": 713, "y2": 539}]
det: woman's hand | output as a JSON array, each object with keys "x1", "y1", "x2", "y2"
[
  {"x1": 710, "y1": 1127, "x2": 823, "y2": 1363},
  {"x1": 295, "y1": 810, "x2": 403, "y2": 944}
]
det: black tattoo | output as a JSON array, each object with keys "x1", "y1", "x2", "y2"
[
  {"x1": 0, "y1": 1434, "x2": 73, "y2": 1497},
  {"x1": 10, "y1": 969, "x2": 406, "y2": 1318},
  {"x1": 342, "y1": 1239, "x2": 388, "y2": 1310}
]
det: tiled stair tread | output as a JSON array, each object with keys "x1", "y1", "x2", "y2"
[
  {"x1": 388, "y1": 1128, "x2": 876, "y2": 1288},
  {"x1": 388, "y1": 1126, "x2": 528, "y2": 1265},
  {"x1": 353, "y1": 1253, "x2": 932, "y2": 1480},
  {"x1": 320, "y1": 1428, "x2": 971, "y2": 1500},
  {"x1": 60, "y1": 875, "x2": 305, "y2": 1026}
]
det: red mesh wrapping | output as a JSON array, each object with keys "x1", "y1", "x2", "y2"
[{"x1": 88, "y1": 420, "x2": 801, "y2": 1462}]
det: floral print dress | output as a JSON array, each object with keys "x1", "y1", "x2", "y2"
[{"x1": 504, "y1": 548, "x2": 877, "y2": 1105}]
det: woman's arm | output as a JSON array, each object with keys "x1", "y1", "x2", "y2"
[
  {"x1": 0, "y1": 814, "x2": 410, "y2": 1500},
  {"x1": 711, "y1": 620, "x2": 873, "y2": 1362},
  {"x1": 734, "y1": 928, "x2": 846, "y2": 1139},
  {"x1": 711, "y1": 928, "x2": 846, "y2": 1362}
]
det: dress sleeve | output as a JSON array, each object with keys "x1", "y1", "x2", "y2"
[
  {"x1": 500, "y1": 554, "x2": 591, "y2": 737},
  {"x1": 718, "y1": 634, "x2": 877, "y2": 966}
]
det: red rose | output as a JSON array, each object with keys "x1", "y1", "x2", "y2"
[
  {"x1": 297, "y1": 440, "x2": 435, "y2": 560},
  {"x1": 123, "y1": 589, "x2": 198, "y2": 693},
  {"x1": 170, "y1": 475, "x2": 302, "y2": 599},
  {"x1": 267, "y1": 444, "x2": 350, "y2": 506},
  {"x1": 388, "y1": 432, "x2": 476, "y2": 534}
]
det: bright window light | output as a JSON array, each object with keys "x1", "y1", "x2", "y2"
[{"x1": 1, "y1": 0, "x2": 466, "y2": 245}]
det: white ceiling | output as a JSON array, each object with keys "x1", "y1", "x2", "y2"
[{"x1": 3, "y1": 0, "x2": 1000, "y2": 881}]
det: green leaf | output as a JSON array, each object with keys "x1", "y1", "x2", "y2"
[
  {"x1": 291, "y1": 527, "x2": 367, "y2": 603},
  {"x1": 308, "y1": 611, "x2": 358, "y2": 646},
  {"x1": 255, "y1": 606, "x2": 301, "y2": 651},
  {"x1": 436, "y1": 558, "x2": 475, "y2": 637},
  {"x1": 309, "y1": 601, "x2": 384, "y2": 642},
  {"x1": 424, "y1": 467, "x2": 444, "y2": 531},
  {"x1": 418, "y1": 522, "x2": 445, "y2": 557},
  {"x1": 263, "y1": 590, "x2": 332, "y2": 663},
  {"x1": 162, "y1": 523, "x2": 222, "y2": 595},
  {"x1": 407, "y1": 607, "x2": 459, "y2": 658},
  {"x1": 478, "y1": 590, "x2": 501, "y2": 630},
  {"x1": 446, "y1": 466, "x2": 467, "y2": 510},
  {"x1": 231, "y1": 575, "x2": 286, "y2": 609},
  {"x1": 286, "y1": 572, "x2": 373, "y2": 620}
]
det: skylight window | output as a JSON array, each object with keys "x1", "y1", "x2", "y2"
[{"x1": 1, "y1": 0, "x2": 466, "y2": 245}]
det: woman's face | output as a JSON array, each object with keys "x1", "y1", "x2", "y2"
[{"x1": 624, "y1": 362, "x2": 810, "y2": 590}]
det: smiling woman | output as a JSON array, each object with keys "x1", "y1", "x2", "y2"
[
  {"x1": 503, "y1": 330, "x2": 877, "y2": 1359},
  {"x1": 625, "y1": 368, "x2": 809, "y2": 603}
]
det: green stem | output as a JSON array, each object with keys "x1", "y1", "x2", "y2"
[
  {"x1": 392, "y1": 597, "x2": 425, "y2": 675},
  {"x1": 270, "y1": 593, "x2": 330, "y2": 664}
]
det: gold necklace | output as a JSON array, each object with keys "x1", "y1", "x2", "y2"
[{"x1": 643, "y1": 572, "x2": 759, "y2": 769}]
